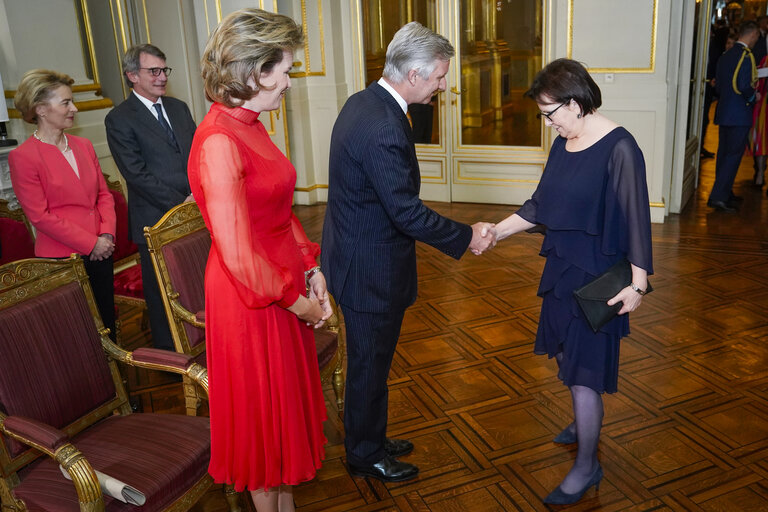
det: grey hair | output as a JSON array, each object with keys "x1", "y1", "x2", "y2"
[
  {"x1": 122, "y1": 44, "x2": 166, "y2": 88},
  {"x1": 382, "y1": 22, "x2": 454, "y2": 83}
]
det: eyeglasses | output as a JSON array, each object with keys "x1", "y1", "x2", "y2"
[
  {"x1": 141, "y1": 67, "x2": 172, "y2": 77},
  {"x1": 536, "y1": 101, "x2": 568, "y2": 121}
]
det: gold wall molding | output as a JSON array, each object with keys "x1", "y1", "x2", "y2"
[
  {"x1": 142, "y1": 0, "x2": 151, "y2": 43},
  {"x1": 567, "y1": 0, "x2": 657, "y2": 73},
  {"x1": 294, "y1": 183, "x2": 328, "y2": 192},
  {"x1": 290, "y1": 0, "x2": 327, "y2": 77}
]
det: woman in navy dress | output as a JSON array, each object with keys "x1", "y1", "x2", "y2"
[{"x1": 493, "y1": 59, "x2": 653, "y2": 505}]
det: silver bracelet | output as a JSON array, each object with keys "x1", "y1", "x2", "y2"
[
  {"x1": 304, "y1": 266, "x2": 321, "y2": 282},
  {"x1": 630, "y1": 282, "x2": 647, "y2": 295}
]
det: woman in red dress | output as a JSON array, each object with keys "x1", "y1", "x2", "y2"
[{"x1": 188, "y1": 9, "x2": 330, "y2": 511}]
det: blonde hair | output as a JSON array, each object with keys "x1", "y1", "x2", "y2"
[
  {"x1": 14, "y1": 69, "x2": 74, "y2": 124},
  {"x1": 201, "y1": 8, "x2": 303, "y2": 108}
]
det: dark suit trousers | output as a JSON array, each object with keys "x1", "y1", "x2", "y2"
[
  {"x1": 137, "y1": 243, "x2": 174, "y2": 350},
  {"x1": 710, "y1": 125, "x2": 750, "y2": 203},
  {"x1": 81, "y1": 255, "x2": 116, "y2": 342},
  {"x1": 341, "y1": 305, "x2": 406, "y2": 466}
]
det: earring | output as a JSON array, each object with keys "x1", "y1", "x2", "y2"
[{"x1": 577, "y1": 113, "x2": 582, "y2": 119}]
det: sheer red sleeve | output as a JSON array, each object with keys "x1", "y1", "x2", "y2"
[
  {"x1": 198, "y1": 133, "x2": 300, "y2": 308},
  {"x1": 289, "y1": 213, "x2": 320, "y2": 271}
]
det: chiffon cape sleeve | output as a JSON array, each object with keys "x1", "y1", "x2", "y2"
[
  {"x1": 514, "y1": 129, "x2": 653, "y2": 275},
  {"x1": 197, "y1": 133, "x2": 301, "y2": 309},
  {"x1": 606, "y1": 137, "x2": 653, "y2": 274}
]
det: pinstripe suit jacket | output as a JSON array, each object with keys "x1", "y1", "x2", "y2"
[{"x1": 322, "y1": 82, "x2": 473, "y2": 313}]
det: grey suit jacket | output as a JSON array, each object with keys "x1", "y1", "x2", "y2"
[{"x1": 105, "y1": 92, "x2": 196, "y2": 242}]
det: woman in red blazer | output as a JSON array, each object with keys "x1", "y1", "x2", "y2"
[{"x1": 10, "y1": 69, "x2": 117, "y2": 339}]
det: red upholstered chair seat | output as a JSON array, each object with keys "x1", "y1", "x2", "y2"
[
  {"x1": 13, "y1": 414, "x2": 210, "y2": 512},
  {"x1": 0, "y1": 216, "x2": 35, "y2": 265},
  {"x1": 113, "y1": 264, "x2": 144, "y2": 299}
]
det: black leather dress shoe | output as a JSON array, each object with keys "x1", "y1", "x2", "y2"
[
  {"x1": 707, "y1": 200, "x2": 738, "y2": 212},
  {"x1": 700, "y1": 148, "x2": 715, "y2": 159},
  {"x1": 384, "y1": 438, "x2": 414, "y2": 457},
  {"x1": 348, "y1": 455, "x2": 419, "y2": 482}
]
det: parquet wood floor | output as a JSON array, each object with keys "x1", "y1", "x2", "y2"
[{"x1": 119, "y1": 127, "x2": 768, "y2": 511}]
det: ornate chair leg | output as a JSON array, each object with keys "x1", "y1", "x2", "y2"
[
  {"x1": 224, "y1": 484, "x2": 242, "y2": 512},
  {"x1": 332, "y1": 366, "x2": 345, "y2": 413},
  {"x1": 182, "y1": 375, "x2": 201, "y2": 416}
]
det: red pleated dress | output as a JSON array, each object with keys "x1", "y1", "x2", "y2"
[{"x1": 187, "y1": 103, "x2": 327, "y2": 492}]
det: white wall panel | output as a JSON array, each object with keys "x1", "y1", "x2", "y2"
[{"x1": 568, "y1": 0, "x2": 657, "y2": 72}]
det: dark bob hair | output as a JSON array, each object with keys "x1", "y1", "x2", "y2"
[{"x1": 525, "y1": 58, "x2": 602, "y2": 116}]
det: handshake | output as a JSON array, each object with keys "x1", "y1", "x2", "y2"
[{"x1": 469, "y1": 222, "x2": 497, "y2": 256}]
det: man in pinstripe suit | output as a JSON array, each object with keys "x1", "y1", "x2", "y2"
[{"x1": 322, "y1": 22, "x2": 496, "y2": 482}]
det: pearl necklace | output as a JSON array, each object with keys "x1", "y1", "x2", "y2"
[{"x1": 33, "y1": 130, "x2": 70, "y2": 153}]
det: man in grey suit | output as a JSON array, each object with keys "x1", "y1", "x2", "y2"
[
  {"x1": 322, "y1": 22, "x2": 495, "y2": 482},
  {"x1": 106, "y1": 44, "x2": 197, "y2": 350}
]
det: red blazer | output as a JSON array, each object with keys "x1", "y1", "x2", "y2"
[{"x1": 9, "y1": 134, "x2": 116, "y2": 257}]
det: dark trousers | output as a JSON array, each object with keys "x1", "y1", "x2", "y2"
[
  {"x1": 81, "y1": 255, "x2": 116, "y2": 342},
  {"x1": 137, "y1": 243, "x2": 174, "y2": 350},
  {"x1": 701, "y1": 85, "x2": 714, "y2": 146},
  {"x1": 710, "y1": 125, "x2": 750, "y2": 203},
  {"x1": 341, "y1": 305, "x2": 406, "y2": 466}
]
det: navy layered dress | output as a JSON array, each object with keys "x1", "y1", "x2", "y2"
[{"x1": 516, "y1": 127, "x2": 653, "y2": 394}]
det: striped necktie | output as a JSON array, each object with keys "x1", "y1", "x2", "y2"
[{"x1": 153, "y1": 103, "x2": 178, "y2": 148}]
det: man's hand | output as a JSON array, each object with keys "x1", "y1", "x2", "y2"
[
  {"x1": 308, "y1": 271, "x2": 332, "y2": 328},
  {"x1": 469, "y1": 222, "x2": 497, "y2": 255}
]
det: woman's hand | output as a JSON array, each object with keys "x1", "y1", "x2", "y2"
[
  {"x1": 89, "y1": 235, "x2": 115, "y2": 261},
  {"x1": 308, "y1": 271, "x2": 332, "y2": 328},
  {"x1": 287, "y1": 295, "x2": 325, "y2": 326},
  {"x1": 607, "y1": 286, "x2": 643, "y2": 315}
]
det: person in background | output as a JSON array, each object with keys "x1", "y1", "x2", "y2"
[
  {"x1": 752, "y1": 16, "x2": 768, "y2": 188},
  {"x1": 708, "y1": 21, "x2": 759, "y2": 212},
  {"x1": 702, "y1": 26, "x2": 731, "y2": 159},
  {"x1": 751, "y1": 16, "x2": 768, "y2": 65},
  {"x1": 10, "y1": 69, "x2": 117, "y2": 339},
  {"x1": 188, "y1": 9, "x2": 330, "y2": 512},
  {"x1": 105, "y1": 43, "x2": 197, "y2": 350},
  {"x1": 489, "y1": 58, "x2": 653, "y2": 506},
  {"x1": 322, "y1": 21, "x2": 496, "y2": 484}
]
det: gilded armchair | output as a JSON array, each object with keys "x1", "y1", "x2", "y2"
[{"x1": 0, "y1": 256, "x2": 241, "y2": 511}]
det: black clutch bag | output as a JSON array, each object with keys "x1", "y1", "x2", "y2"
[{"x1": 572, "y1": 258, "x2": 652, "y2": 333}]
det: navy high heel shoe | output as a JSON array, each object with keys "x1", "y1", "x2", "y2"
[
  {"x1": 543, "y1": 465, "x2": 603, "y2": 505},
  {"x1": 553, "y1": 425, "x2": 577, "y2": 444}
]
